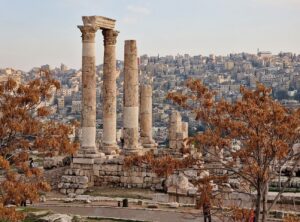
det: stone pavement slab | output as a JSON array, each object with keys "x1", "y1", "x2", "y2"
[{"x1": 35, "y1": 205, "x2": 204, "y2": 222}]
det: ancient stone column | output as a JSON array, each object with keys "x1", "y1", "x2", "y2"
[
  {"x1": 59, "y1": 16, "x2": 118, "y2": 196},
  {"x1": 123, "y1": 40, "x2": 141, "y2": 154},
  {"x1": 102, "y1": 29, "x2": 119, "y2": 154},
  {"x1": 169, "y1": 111, "x2": 182, "y2": 150},
  {"x1": 140, "y1": 84, "x2": 157, "y2": 149},
  {"x1": 76, "y1": 25, "x2": 97, "y2": 160},
  {"x1": 181, "y1": 122, "x2": 189, "y2": 139}
]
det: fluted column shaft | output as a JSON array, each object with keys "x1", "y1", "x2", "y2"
[
  {"x1": 78, "y1": 25, "x2": 97, "y2": 154},
  {"x1": 102, "y1": 29, "x2": 119, "y2": 154}
]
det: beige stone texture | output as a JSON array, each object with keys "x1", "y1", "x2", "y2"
[
  {"x1": 140, "y1": 85, "x2": 156, "y2": 148},
  {"x1": 78, "y1": 25, "x2": 97, "y2": 154},
  {"x1": 82, "y1": 16, "x2": 116, "y2": 30},
  {"x1": 78, "y1": 25, "x2": 96, "y2": 43},
  {"x1": 169, "y1": 141, "x2": 177, "y2": 149},
  {"x1": 176, "y1": 132, "x2": 184, "y2": 140},
  {"x1": 123, "y1": 40, "x2": 141, "y2": 152},
  {"x1": 81, "y1": 56, "x2": 96, "y2": 127},
  {"x1": 168, "y1": 131, "x2": 178, "y2": 140},
  {"x1": 169, "y1": 111, "x2": 185, "y2": 150},
  {"x1": 182, "y1": 122, "x2": 189, "y2": 139},
  {"x1": 124, "y1": 40, "x2": 139, "y2": 107},
  {"x1": 123, "y1": 128, "x2": 139, "y2": 149},
  {"x1": 129, "y1": 176, "x2": 144, "y2": 184},
  {"x1": 170, "y1": 111, "x2": 182, "y2": 123},
  {"x1": 102, "y1": 118, "x2": 116, "y2": 144},
  {"x1": 82, "y1": 43, "x2": 96, "y2": 57},
  {"x1": 72, "y1": 158, "x2": 94, "y2": 165},
  {"x1": 123, "y1": 107, "x2": 139, "y2": 128},
  {"x1": 100, "y1": 164, "x2": 120, "y2": 172},
  {"x1": 102, "y1": 29, "x2": 119, "y2": 153},
  {"x1": 176, "y1": 141, "x2": 183, "y2": 150},
  {"x1": 81, "y1": 127, "x2": 96, "y2": 147}
]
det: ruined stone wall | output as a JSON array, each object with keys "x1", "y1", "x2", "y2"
[
  {"x1": 59, "y1": 153, "x2": 202, "y2": 194},
  {"x1": 44, "y1": 166, "x2": 69, "y2": 189},
  {"x1": 59, "y1": 168, "x2": 90, "y2": 195},
  {"x1": 59, "y1": 156, "x2": 165, "y2": 195},
  {"x1": 93, "y1": 157, "x2": 164, "y2": 189}
]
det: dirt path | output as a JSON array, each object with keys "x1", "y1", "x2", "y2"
[{"x1": 35, "y1": 205, "x2": 204, "y2": 222}]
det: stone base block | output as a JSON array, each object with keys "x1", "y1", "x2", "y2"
[
  {"x1": 75, "y1": 152, "x2": 101, "y2": 159},
  {"x1": 167, "y1": 187, "x2": 188, "y2": 196},
  {"x1": 59, "y1": 173, "x2": 89, "y2": 195},
  {"x1": 142, "y1": 142, "x2": 158, "y2": 149},
  {"x1": 72, "y1": 158, "x2": 94, "y2": 165},
  {"x1": 176, "y1": 132, "x2": 184, "y2": 140},
  {"x1": 141, "y1": 137, "x2": 158, "y2": 149},
  {"x1": 122, "y1": 147, "x2": 145, "y2": 156},
  {"x1": 176, "y1": 141, "x2": 183, "y2": 150},
  {"x1": 169, "y1": 140, "x2": 177, "y2": 149},
  {"x1": 65, "y1": 168, "x2": 81, "y2": 176},
  {"x1": 101, "y1": 144, "x2": 120, "y2": 155},
  {"x1": 77, "y1": 146, "x2": 97, "y2": 155},
  {"x1": 169, "y1": 132, "x2": 178, "y2": 140}
]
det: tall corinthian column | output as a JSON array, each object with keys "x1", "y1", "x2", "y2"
[
  {"x1": 102, "y1": 29, "x2": 119, "y2": 154},
  {"x1": 140, "y1": 84, "x2": 157, "y2": 149},
  {"x1": 78, "y1": 25, "x2": 97, "y2": 157},
  {"x1": 123, "y1": 40, "x2": 142, "y2": 154}
]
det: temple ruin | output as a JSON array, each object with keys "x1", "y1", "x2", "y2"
[
  {"x1": 57, "y1": 16, "x2": 300, "y2": 209},
  {"x1": 59, "y1": 16, "x2": 191, "y2": 198}
]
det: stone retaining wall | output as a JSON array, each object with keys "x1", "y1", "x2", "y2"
[
  {"x1": 93, "y1": 156, "x2": 164, "y2": 189},
  {"x1": 58, "y1": 168, "x2": 89, "y2": 195},
  {"x1": 44, "y1": 166, "x2": 68, "y2": 189},
  {"x1": 59, "y1": 154, "x2": 202, "y2": 196}
]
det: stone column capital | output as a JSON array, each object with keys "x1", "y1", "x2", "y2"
[
  {"x1": 102, "y1": 29, "x2": 118, "y2": 46},
  {"x1": 78, "y1": 25, "x2": 97, "y2": 43}
]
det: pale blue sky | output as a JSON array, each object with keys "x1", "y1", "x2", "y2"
[{"x1": 0, "y1": 0, "x2": 299, "y2": 71}]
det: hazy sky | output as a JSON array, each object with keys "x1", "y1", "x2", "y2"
[{"x1": 1, "y1": 0, "x2": 300, "y2": 71}]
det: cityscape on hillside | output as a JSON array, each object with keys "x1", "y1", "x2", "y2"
[
  {"x1": 1, "y1": 1, "x2": 300, "y2": 221},
  {"x1": 1, "y1": 51, "x2": 300, "y2": 145}
]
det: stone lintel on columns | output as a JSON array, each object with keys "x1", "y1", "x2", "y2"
[{"x1": 82, "y1": 16, "x2": 116, "y2": 30}]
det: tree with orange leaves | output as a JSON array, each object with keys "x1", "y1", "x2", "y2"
[
  {"x1": 167, "y1": 79, "x2": 300, "y2": 222},
  {"x1": 285, "y1": 215, "x2": 300, "y2": 222},
  {"x1": 124, "y1": 151, "x2": 197, "y2": 180},
  {"x1": 0, "y1": 70, "x2": 79, "y2": 221},
  {"x1": 124, "y1": 151, "x2": 228, "y2": 221}
]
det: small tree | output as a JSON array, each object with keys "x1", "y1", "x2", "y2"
[
  {"x1": 285, "y1": 215, "x2": 300, "y2": 222},
  {"x1": 124, "y1": 151, "x2": 195, "y2": 182},
  {"x1": 167, "y1": 79, "x2": 300, "y2": 221},
  {"x1": 0, "y1": 71, "x2": 79, "y2": 221},
  {"x1": 125, "y1": 151, "x2": 230, "y2": 221}
]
